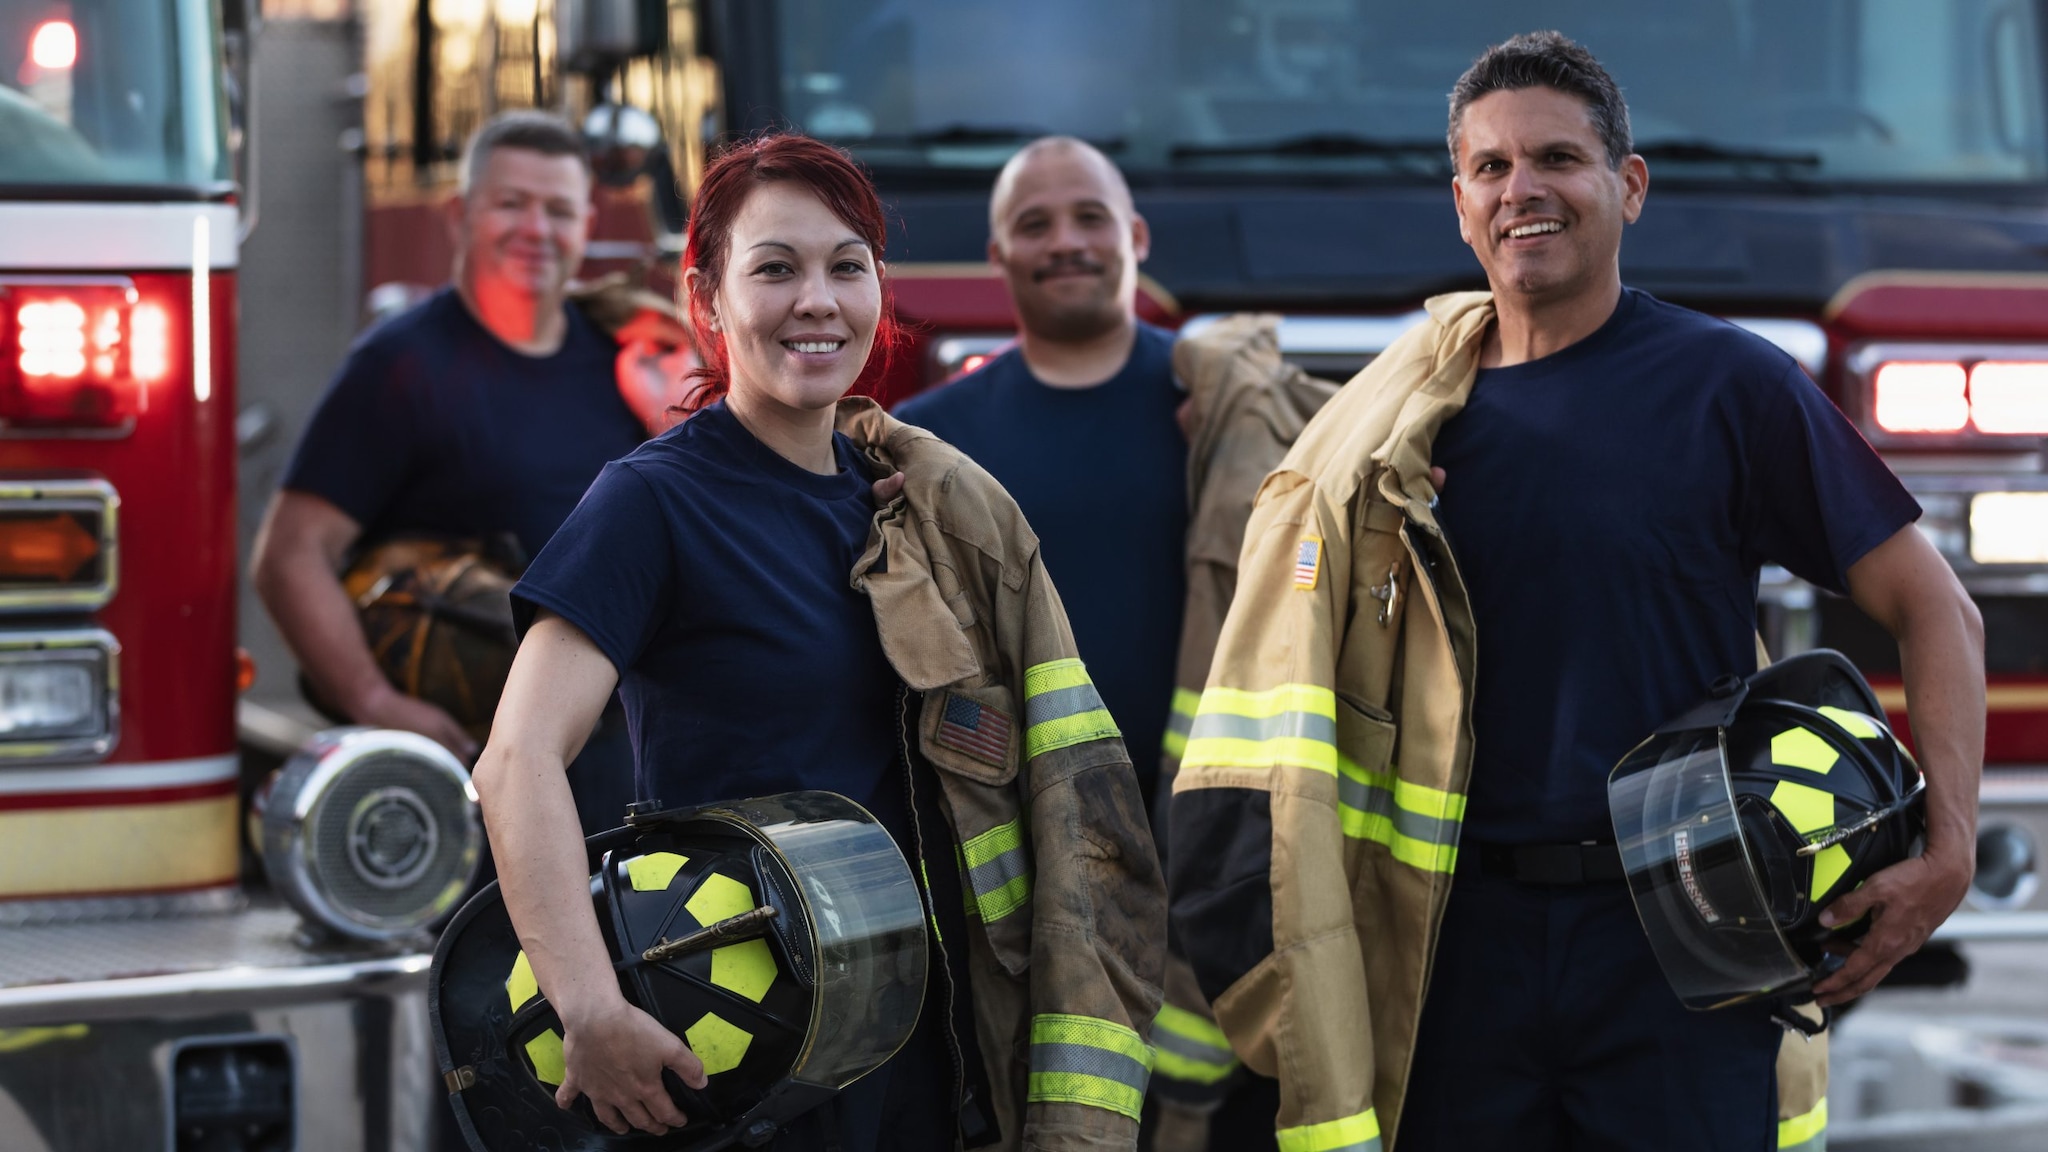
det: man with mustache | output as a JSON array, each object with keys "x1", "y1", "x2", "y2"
[
  {"x1": 895, "y1": 138, "x2": 1185, "y2": 814},
  {"x1": 252, "y1": 111, "x2": 642, "y2": 836},
  {"x1": 894, "y1": 138, "x2": 1287, "y2": 1151}
]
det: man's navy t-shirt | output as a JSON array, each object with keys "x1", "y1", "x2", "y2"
[
  {"x1": 893, "y1": 325, "x2": 1187, "y2": 798},
  {"x1": 1432, "y1": 289, "x2": 1920, "y2": 844},
  {"x1": 510, "y1": 401, "x2": 904, "y2": 824},
  {"x1": 283, "y1": 288, "x2": 644, "y2": 559}
]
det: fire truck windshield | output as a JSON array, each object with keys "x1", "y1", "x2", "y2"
[
  {"x1": 775, "y1": 0, "x2": 2048, "y2": 186},
  {"x1": 0, "y1": 0, "x2": 229, "y2": 190}
]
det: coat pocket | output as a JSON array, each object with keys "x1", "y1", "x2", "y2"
[{"x1": 1331, "y1": 692, "x2": 1457, "y2": 871}]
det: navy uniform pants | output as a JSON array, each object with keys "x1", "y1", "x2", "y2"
[{"x1": 1399, "y1": 870, "x2": 1784, "y2": 1152}]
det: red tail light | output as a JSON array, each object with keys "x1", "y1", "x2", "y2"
[
  {"x1": 1872, "y1": 361, "x2": 1969, "y2": 433},
  {"x1": 1861, "y1": 351, "x2": 2048, "y2": 441},
  {"x1": 30, "y1": 20, "x2": 77, "y2": 71},
  {"x1": 1, "y1": 281, "x2": 168, "y2": 430},
  {"x1": 1968, "y1": 362, "x2": 2048, "y2": 435}
]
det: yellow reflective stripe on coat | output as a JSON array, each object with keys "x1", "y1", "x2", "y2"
[
  {"x1": 1182, "y1": 684, "x2": 1339, "y2": 775},
  {"x1": 1027, "y1": 1013, "x2": 1154, "y2": 1120},
  {"x1": 1336, "y1": 756, "x2": 1464, "y2": 874},
  {"x1": 1151, "y1": 1003, "x2": 1239, "y2": 1086},
  {"x1": 1276, "y1": 1108, "x2": 1382, "y2": 1152},
  {"x1": 1161, "y1": 687, "x2": 1201, "y2": 759},
  {"x1": 1778, "y1": 1100, "x2": 1826, "y2": 1152},
  {"x1": 959, "y1": 819, "x2": 1031, "y2": 922},
  {"x1": 1024, "y1": 659, "x2": 1121, "y2": 757}
]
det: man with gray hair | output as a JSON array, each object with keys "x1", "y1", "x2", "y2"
[
  {"x1": 252, "y1": 110, "x2": 643, "y2": 836},
  {"x1": 1167, "y1": 31, "x2": 1981, "y2": 1152}
]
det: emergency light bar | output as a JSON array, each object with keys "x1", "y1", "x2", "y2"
[
  {"x1": 1851, "y1": 344, "x2": 2048, "y2": 443},
  {"x1": 0, "y1": 277, "x2": 169, "y2": 431}
]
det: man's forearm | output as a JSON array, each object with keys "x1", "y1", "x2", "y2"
[
  {"x1": 255, "y1": 547, "x2": 393, "y2": 719},
  {"x1": 1894, "y1": 591, "x2": 1986, "y2": 871}
]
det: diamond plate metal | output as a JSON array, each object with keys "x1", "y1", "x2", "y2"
[{"x1": 0, "y1": 899, "x2": 415, "y2": 990}]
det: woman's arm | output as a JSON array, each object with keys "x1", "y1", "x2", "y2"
[{"x1": 472, "y1": 610, "x2": 707, "y2": 1136}]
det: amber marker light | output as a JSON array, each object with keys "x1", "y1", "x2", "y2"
[{"x1": 0, "y1": 513, "x2": 100, "y2": 584}]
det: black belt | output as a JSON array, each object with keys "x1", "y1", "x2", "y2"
[{"x1": 1461, "y1": 839, "x2": 1625, "y2": 885}]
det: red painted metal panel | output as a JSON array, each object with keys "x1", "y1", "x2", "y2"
[
  {"x1": 1872, "y1": 676, "x2": 2048, "y2": 764},
  {"x1": 3, "y1": 271, "x2": 239, "y2": 766},
  {"x1": 1825, "y1": 272, "x2": 2048, "y2": 341}
]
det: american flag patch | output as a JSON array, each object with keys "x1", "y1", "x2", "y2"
[
  {"x1": 935, "y1": 692, "x2": 1013, "y2": 767},
  {"x1": 1294, "y1": 536, "x2": 1322, "y2": 590}
]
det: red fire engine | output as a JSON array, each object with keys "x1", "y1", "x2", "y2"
[{"x1": 0, "y1": 2, "x2": 479, "y2": 1147}]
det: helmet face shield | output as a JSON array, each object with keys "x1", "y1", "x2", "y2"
[
  {"x1": 1610, "y1": 729, "x2": 1808, "y2": 1010},
  {"x1": 716, "y1": 792, "x2": 930, "y2": 1090}
]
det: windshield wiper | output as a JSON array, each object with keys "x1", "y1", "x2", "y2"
[
  {"x1": 1633, "y1": 139, "x2": 1822, "y2": 173},
  {"x1": 1170, "y1": 132, "x2": 1447, "y2": 162},
  {"x1": 826, "y1": 124, "x2": 1126, "y2": 152}
]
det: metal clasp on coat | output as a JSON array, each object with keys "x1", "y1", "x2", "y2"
[{"x1": 1367, "y1": 563, "x2": 1401, "y2": 626}]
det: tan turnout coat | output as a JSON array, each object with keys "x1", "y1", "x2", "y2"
[
  {"x1": 840, "y1": 399, "x2": 1168, "y2": 1151},
  {"x1": 1164, "y1": 296, "x2": 1827, "y2": 1152}
]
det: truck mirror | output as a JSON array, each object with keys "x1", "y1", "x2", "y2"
[
  {"x1": 583, "y1": 102, "x2": 686, "y2": 246},
  {"x1": 221, "y1": 0, "x2": 260, "y2": 242},
  {"x1": 554, "y1": 0, "x2": 664, "y2": 75},
  {"x1": 582, "y1": 102, "x2": 662, "y2": 188}
]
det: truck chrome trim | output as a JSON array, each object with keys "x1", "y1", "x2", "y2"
[
  {"x1": 1180, "y1": 311, "x2": 1427, "y2": 359},
  {"x1": 0, "y1": 203, "x2": 240, "y2": 271},
  {"x1": 0, "y1": 627, "x2": 119, "y2": 762},
  {"x1": 0, "y1": 478, "x2": 119, "y2": 612},
  {"x1": 1931, "y1": 910, "x2": 2048, "y2": 942},
  {"x1": 1981, "y1": 766, "x2": 2048, "y2": 805},
  {"x1": 0, "y1": 953, "x2": 431, "y2": 1024},
  {"x1": 1725, "y1": 318, "x2": 1828, "y2": 376},
  {"x1": 0, "y1": 752, "x2": 236, "y2": 795},
  {"x1": 0, "y1": 885, "x2": 239, "y2": 928}
]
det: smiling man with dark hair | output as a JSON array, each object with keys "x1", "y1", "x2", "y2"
[{"x1": 1167, "y1": 30, "x2": 1984, "y2": 1152}]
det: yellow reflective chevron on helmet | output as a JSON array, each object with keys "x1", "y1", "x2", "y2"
[
  {"x1": 710, "y1": 939, "x2": 777, "y2": 1002},
  {"x1": 1810, "y1": 843, "x2": 1853, "y2": 902},
  {"x1": 1817, "y1": 706, "x2": 1880, "y2": 739},
  {"x1": 1772, "y1": 727, "x2": 1838, "y2": 774},
  {"x1": 625, "y1": 851, "x2": 689, "y2": 891},
  {"x1": 1769, "y1": 779, "x2": 1835, "y2": 835},
  {"x1": 686, "y1": 1011, "x2": 753, "y2": 1076}
]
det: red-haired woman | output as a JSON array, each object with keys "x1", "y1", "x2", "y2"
[{"x1": 473, "y1": 135, "x2": 1164, "y2": 1152}]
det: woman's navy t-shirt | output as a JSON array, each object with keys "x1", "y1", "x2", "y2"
[
  {"x1": 510, "y1": 401, "x2": 902, "y2": 821},
  {"x1": 1432, "y1": 288, "x2": 1921, "y2": 844}
]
